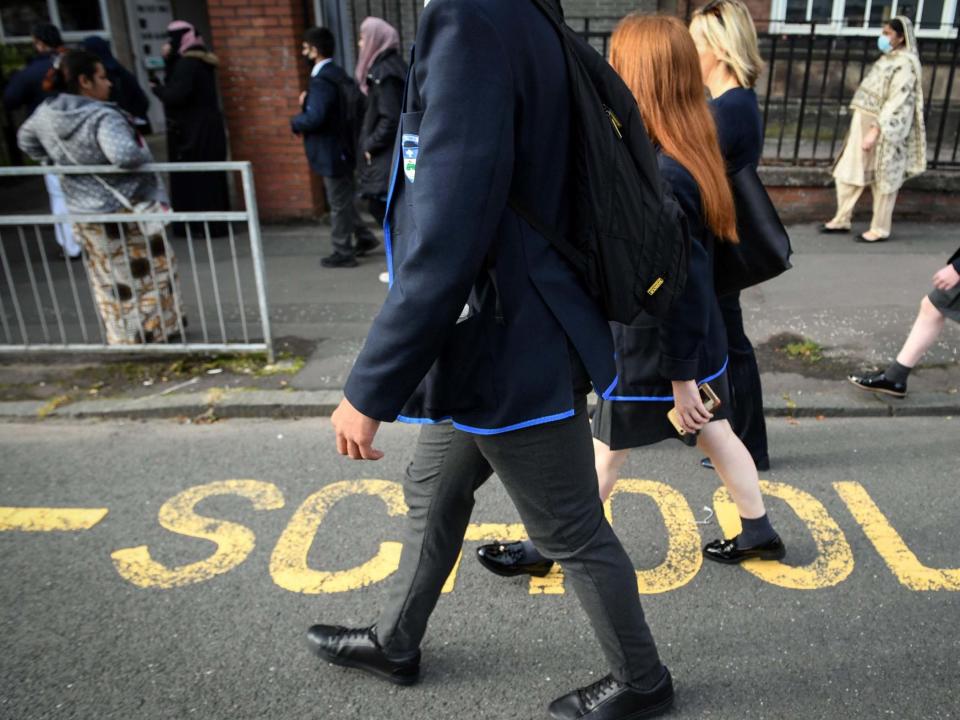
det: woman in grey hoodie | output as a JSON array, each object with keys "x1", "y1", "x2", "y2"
[{"x1": 18, "y1": 49, "x2": 183, "y2": 345}]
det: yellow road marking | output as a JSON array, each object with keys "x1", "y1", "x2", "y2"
[
  {"x1": 270, "y1": 480, "x2": 405, "y2": 594},
  {"x1": 714, "y1": 480, "x2": 854, "y2": 589},
  {"x1": 609, "y1": 480, "x2": 703, "y2": 594},
  {"x1": 0, "y1": 507, "x2": 108, "y2": 532},
  {"x1": 111, "y1": 480, "x2": 285, "y2": 589},
  {"x1": 835, "y1": 481, "x2": 960, "y2": 591}
]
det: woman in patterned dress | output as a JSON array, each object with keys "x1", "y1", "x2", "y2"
[
  {"x1": 18, "y1": 49, "x2": 184, "y2": 344},
  {"x1": 822, "y1": 16, "x2": 926, "y2": 243}
]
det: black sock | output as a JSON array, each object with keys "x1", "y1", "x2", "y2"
[
  {"x1": 884, "y1": 360, "x2": 912, "y2": 385},
  {"x1": 736, "y1": 514, "x2": 776, "y2": 548},
  {"x1": 519, "y1": 539, "x2": 546, "y2": 563}
]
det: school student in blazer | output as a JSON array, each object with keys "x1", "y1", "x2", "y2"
[
  {"x1": 291, "y1": 27, "x2": 378, "y2": 268},
  {"x1": 593, "y1": 16, "x2": 785, "y2": 566},
  {"x1": 478, "y1": 14, "x2": 786, "y2": 578},
  {"x1": 306, "y1": 1, "x2": 674, "y2": 717},
  {"x1": 690, "y1": 0, "x2": 770, "y2": 471}
]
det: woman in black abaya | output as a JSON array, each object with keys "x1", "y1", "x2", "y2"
[{"x1": 152, "y1": 20, "x2": 229, "y2": 236}]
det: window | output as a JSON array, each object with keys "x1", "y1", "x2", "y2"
[
  {"x1": 770, "y1": 0, "x2": 958, "y2": 35},
  {"x1": 0, "y1": 0, "x2": 109, "y2": 42}
]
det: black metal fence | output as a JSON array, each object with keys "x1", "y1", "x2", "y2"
[{"x1": 346, "y1": 2, "x2": 959, "y2": 170}]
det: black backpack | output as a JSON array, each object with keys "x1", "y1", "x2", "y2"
[
  {"x1": 510, "y1": 0, "x2": 689, "y2": 322},
  {"x1": 327, "y1": 73, "x2": 366, "y2": 163}
]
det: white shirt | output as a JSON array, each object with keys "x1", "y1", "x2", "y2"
[{"x1": 311, "y1": 58, "x2": 333, "y2": 77}]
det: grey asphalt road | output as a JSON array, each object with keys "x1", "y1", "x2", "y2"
[{"x1": 1, "y1": 416, "x2": 958, "y2": 720}]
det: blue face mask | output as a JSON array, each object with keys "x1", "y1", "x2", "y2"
[{"x1": 877, "y1": 34, "x2": 894, "y2": 54}]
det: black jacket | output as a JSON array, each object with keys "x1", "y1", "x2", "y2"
[
  {"x1": 82, "y1": 37, "x2": 151, "y2": 129},
  {"x1": 343, "y1": 0, "x2": 619, "y2": 432},
  {"x1": 108, "y1": 66, "x2": 151, "y2": 128},
  {"x1": 153, "y1": 49, "x2": 227, "y2": 162},
  {"x1": 2, "y1": 53, "x2": 55, "y2": 115},
  {"x1": 949, "y1": 247, "x2": 960, "y2": 275},
  {"x1": 356, "y1": 49, "x2": 407, "y2": 198},
  {"x1": 291, "y1": 61, "x2": 354, "y2": 178},
  {"x1": 606, "y1": 155, "x2": 728, "y2": 399}
]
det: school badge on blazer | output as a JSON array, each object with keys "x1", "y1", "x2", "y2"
[{"x1": 402, "y1": 134, "x2": 419, "y2": 182}]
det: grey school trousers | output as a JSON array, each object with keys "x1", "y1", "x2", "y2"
[{"x1": 375, "y1": 387, "x2": 665, "y2": 686}]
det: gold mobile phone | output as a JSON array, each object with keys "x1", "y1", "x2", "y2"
[{"x1": 667, "y1": 382, "x2": 722, "y2": 438}]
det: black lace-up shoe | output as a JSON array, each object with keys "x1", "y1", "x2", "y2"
[
  {"x1": 848, "y1": 372, "x2": 907, "y2": 398},
  {"x1": 320, "y1": 252, "x2": 359, "y2": 268},
  {"x1": 476, "y1": 541, "x2": 555, "y2": 578},
  {"x1": 355, "y1": 237, "x2": 380, "y2": 257},
  {"x1": 703, "y1": 535, "x2": 786, "y2": 565},
  {"x1": 548, "y1": 668, "x2": 674, "y2": 719},
  {"x1": 306, "y1": 624, "x2": 420, "y2": 686}
]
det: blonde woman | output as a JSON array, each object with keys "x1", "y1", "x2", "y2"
[
  {"x1": 688, "y1": 0, "x2": 771, "y2": 474},
  {"x1": 822, "y1": 16, "x2": 926, "y2": 242}
]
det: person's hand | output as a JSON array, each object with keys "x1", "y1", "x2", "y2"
[
  {"x1": 861, "y1": 126, "x2": 880, "y2": 152},
  {"x1": 161, "y1": 42, "x2": 171, "y2": 59},
  {"x1": 364, "y1": 151, "x2": 372, "y2": 165},
  {"x1": 331, "y1": 397, "x2": 383, "y2": 460},
  {"x1": 298, "y1": 91, "x2": 307, "y2": 107},
  {"x1": 671, "y1": 380, "x2": 713, "y2": 434},
  {"x1": 933, "y1": 263, "x2": 960, "y2": 291}
]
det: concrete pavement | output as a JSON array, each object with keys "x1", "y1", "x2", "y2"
[{"x1": 1, "y1": 218, "x2": 959, "y2": 420}]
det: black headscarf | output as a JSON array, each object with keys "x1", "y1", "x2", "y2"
[
  {"x1": 81, "y1": 36, "x2": 121, "y2": 72},
  {"x1": 32, "y1": 23, "x2": 63, "y2": 50}
]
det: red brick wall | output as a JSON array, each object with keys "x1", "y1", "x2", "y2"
[
  {"x1": 769, "y1": 187, "x2": 960, "y2": 224},
  {"x1": 207, "y1": 0, "x2": 322, "y2": 220}
]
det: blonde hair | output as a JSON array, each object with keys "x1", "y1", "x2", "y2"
[{"x1": 689, "y1": 0, "x2": 764, "y2": 89}]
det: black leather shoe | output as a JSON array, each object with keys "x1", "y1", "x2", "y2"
[
  {"x1": 355, "y1": 237, "x2": 380, "y2": 257},
  {"x1": 321, "y1": 252, "x2": 359, "y2": 268},
  {"x1": 700, "y1": 456, "x2": 770, "y2": 471},
  {"x1": 819, "y1": 223, "x2": 849, "y2": 234},
  {"x1": 703, "y1": 535, "x2": 786, "y2": 564},
  {"x1": 548, "y1": 668, "x2": 674, "y2": 719},
  {"x1": 476, "y1": 541, "x2": 554, "y2": 578},
  {"x1": 306, "y1": 624, "x2": 420, "y2": 685},
  {"x1": 848, "y1": 371, "x2": 906, "y2": 398}
]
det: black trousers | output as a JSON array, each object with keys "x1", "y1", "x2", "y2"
[
  {"x1": 367, "y1": 198, "x2": 387, "y2": 227},
  {"x1": 322, "y1": 174, "x2": 377, "y2": 257},
  {"x1": 376, "y1": 390, "x2": 664, "y2": 686},
  {"x1": 718, "y1": 291, "x2": 769, "y2": 465}
]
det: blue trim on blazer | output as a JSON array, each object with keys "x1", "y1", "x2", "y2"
[
  {"x1": 396, "y1": 414, "x2": 451, "y2": 424},
  {"x1": 600, "y1": 374, "x2": 620, "y2": 400},
  {"x1": 383, "y1": 155, "x2": 400, "y2": 288},
  {"x1": 396, "y1": 409, "x2": 576, "y2": 435},
  {"x1": 604, "y1": 357, "x2": 729, "y2": 402},
  {"x1": 452, "y1": 409, "x2": 576, "y2": 435}
]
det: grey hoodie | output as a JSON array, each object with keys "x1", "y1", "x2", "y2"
[{"x1": 17, "y1": 94, "x2": 167, "y2": 214}]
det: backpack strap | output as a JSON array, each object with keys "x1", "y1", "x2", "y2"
[{"x1": 507, "y1": 196, "x2": 588, "y2": 274}]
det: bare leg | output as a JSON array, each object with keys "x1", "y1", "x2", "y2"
[
  {"x1": 697, "y1": 420, "x2": 766, "y2": 519},
  {"x1": 896, "y1": 297, "x2": 946, "y2": 369},
  {"x1": 593, "y1": 438, "x2": 630, "y2": 503}
]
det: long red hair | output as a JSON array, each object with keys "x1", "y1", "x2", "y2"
[{"x1": 610, "y1": 15, "x2": 738, "y2": 242}]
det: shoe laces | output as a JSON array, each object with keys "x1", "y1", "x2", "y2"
[
  {"x1": 580, "y1": 674, "x2": 623, "y2": 709},
  {"x1": 337, "y1": 625, "x2": 375, "y2": 644}
]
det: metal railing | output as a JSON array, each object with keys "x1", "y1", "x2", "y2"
[
  {"x1": 566, "y1": 17, "x2": 960, "y2": 170},
  {"x1": 343, "y1": 2, "x2": 959, "y2": 169},
  {"x1": 0, "y1": 161, "x2": 274, "y2": 361}
]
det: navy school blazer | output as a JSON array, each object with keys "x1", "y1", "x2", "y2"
[
  {"x1": 290, "y1": 61, "x2": 353, "y2": 178},
  {"x1": 342, "y1": 0, "x2": 620, "y2": 434},
  {"x1": 604, "y1": 156, "x2": 729, "y2": 403}
]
